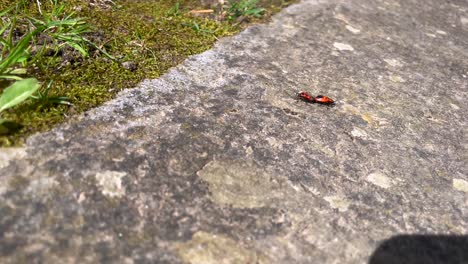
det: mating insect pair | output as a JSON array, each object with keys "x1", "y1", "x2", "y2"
[{"x1": 296, "y1": 91, "x2": 335, "y2": 105}]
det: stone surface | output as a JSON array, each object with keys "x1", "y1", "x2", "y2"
[{"x1": 1, "y1": 0, "x2": 467, "y2": 263}]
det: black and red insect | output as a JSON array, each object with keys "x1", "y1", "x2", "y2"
[
  {"x1": 297, "y1": 91, "x2": 315, "y2": 103},
  {"x1": 313, "y1": 95, "x2": 335, "y2": 105},
  {"x1": 296, "y1": 91, "x2": 335, "y2": 105}
]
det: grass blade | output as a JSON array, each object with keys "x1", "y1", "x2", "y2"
[
  {"x1": 5, "y1": 68, "x2": 27, "y2": 74},
  {"x1": 0, "y1": 6, "x2": 13, "y2": 17},
  {"x1": 0, "y1": 75, "x2": 23, "y2": 80},
  {"x1": 65, "y1": 41, "x2": 88, "y2": 57},
  {"x1": 0, "y1": 78, "x2": 40, "y2": 112},
  {"x1": 0, "y1": 21, "x2": 11, "y2": 36},
  {"x1": 0, "y1": 32, "x2": 34, "y2": 73}
]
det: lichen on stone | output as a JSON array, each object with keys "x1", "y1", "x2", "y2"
[
  {"x1": 95, "y1": 170, "x2": 127, "y2": 198},
  {"x1": 174, "y1": 231, "x2": 269, "y2": 264}
]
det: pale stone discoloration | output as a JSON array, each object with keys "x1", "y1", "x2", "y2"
[
  {"x1": 333, "y1": 42, "x2": 354, "y2": 51},
  {"x1": 366, "y1": 172, "x2": 392, "y2": 189},
  {"x1": 324, "y1": 195, "x2": 351, "y2": 212},
  {"x1": 334, "y1": 13, "x2": 350, "y2": 24},
  {"x1": 453, "y1": 179, "x2": 468, "y2": 193},
  {"x1": 341, "y1": 105, "x2": 389, "y2": 128},
  {"x1": 345, "y1": 25, "x2": 361, "y2": 34},
  {"x1": 26, "y1": 178, "x2": 59, "y2": 198},
  {"x1": 95, "y1": 170, "x2": 126, "y2": 198},
  {"x1": 388, "y1": 74, "x2": 406, "y2": 83},
  {"x1": 175, "y1": 231, "x2": 269, "y2": 264},
  {"x1": 0, "y1": 147, "x2": 26, "y2": 169},
  {"x1": 197, "y1": 160, "x2": 283, "y2": 208},
  {"x1": 245, "y1": 146, "x2": 254, "y2": 156},
  {"x1": 350, "y1": 127, "x2": 369, "y2": 139},
  {"x1": 460, "y1": 17, "x2": 468, "y2": 26},
  {"x1": 383, "y1": 58, "x2": 403, "y2": 67}
]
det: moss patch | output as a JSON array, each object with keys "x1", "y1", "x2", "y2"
[{"x1": 0, "y1": 0, "x2": 296, "y2": 146}]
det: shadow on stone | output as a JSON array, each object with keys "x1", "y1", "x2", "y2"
[{"x1": 369, "y1": 235, "x2": 468, "y2": 264}]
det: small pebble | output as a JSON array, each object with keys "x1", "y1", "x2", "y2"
[{"x1": 122, "y1": 61, "x2": 138, "y2": 71}]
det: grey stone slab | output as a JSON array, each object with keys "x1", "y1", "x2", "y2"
[{"x1": 1, "y1": 0, "x2": 467, "y2": 263}]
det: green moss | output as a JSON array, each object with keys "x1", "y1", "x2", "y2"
[{"x1": 0, "y1": 0, "x2": 296, "y2": 146}]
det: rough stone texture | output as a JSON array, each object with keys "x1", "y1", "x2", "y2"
[{"x1": 1, "y1": 0, "x2": 467, "y2": 263}]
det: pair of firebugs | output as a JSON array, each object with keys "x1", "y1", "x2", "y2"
[{"x1": 296, "y1": 91, "x2": 335, "y2": 105}]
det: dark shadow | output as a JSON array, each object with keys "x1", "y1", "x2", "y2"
[
  {"x1": 369, "y1": 235, "x2": 468, "y2": 264},
  {"x1": 0, "y1": 120, "x2": 23, "y2": 135}
]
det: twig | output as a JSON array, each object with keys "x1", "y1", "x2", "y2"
[
  {"x1": 36, "y1": 0, "x2": 42, "y2": 14},
  {"x1": 188, "y1": 9, "x2": 214, "y2": 14}
]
